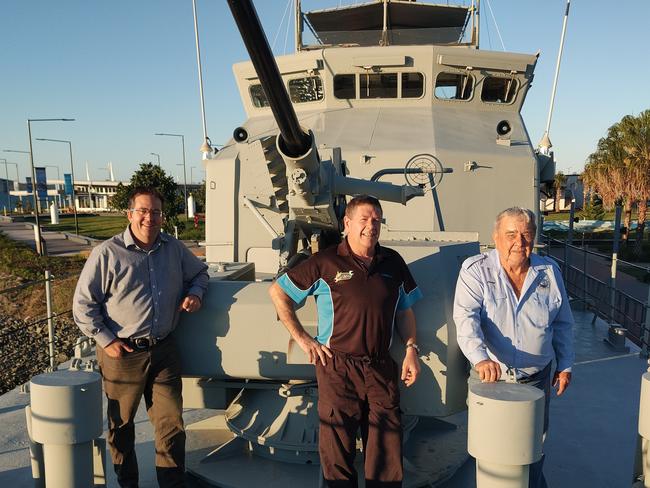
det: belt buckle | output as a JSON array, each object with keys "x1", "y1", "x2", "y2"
[{"x1": 133, "y1": 337, "x2": 150, "y2": 351}]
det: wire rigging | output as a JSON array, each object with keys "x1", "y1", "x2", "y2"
[{"x1": 485, "y1": 0, "x2": 506, "y2": 51}]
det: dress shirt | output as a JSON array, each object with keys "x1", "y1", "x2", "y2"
[
  {"x1": 73, "y1": 227, "x2": 209, "y2": 348},
  {"x1": 453, "y1": 249, "x2": 574, "y2": 377}
]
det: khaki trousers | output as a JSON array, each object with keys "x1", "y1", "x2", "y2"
[{"x1": 97, "y1": 337, "x2": 185, "y2": 488}]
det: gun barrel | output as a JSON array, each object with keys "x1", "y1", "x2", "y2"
[{"x1": 227, "y1": 0, "x2": 311, "y2": 158}]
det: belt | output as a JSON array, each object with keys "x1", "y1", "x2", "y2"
[
  {"x1": 123, "y1": 335, "x2": 169, "y2": 352},
  {"x1": 331, "y1": 349, "x2": 391, "y2": 365}
]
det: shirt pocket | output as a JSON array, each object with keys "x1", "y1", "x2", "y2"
[
  {"x1": 483, "y1": 285, "x2": 508, "y2": 325},
  {"x1": 529, "y1": 291, "x2": 556, "y2": 329}
]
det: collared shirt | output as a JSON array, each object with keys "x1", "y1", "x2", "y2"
[
  {"x1": 276, "y1": 239, "x2": 422, "y2": 357},
  {"x1": 453, "y1": 249, "x2": 574, "y2": 377},
  {"x1": 73, "y1": 226, "x2": 209, "y2": 348}
]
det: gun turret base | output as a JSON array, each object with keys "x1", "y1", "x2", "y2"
[{"x1": 185, "y1": 411, "x2": 469, "y2": 487}]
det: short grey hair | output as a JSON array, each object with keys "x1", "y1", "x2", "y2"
[{"x1": 494, "y1": 207, "x2": 537, "y2": 233}]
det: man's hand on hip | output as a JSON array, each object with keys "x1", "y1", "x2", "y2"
[
  {"x1": 178, "y1": 294, "x2": 202, "y2": 313},
  {"x1": 103, "y1": 339, "x2": 134, "y2": 358},
  {"x1": 296, "y1": 333, "x2": 332, "y2": 366},
  {"x1": 475, "y1": 359, "x2": 502, "y2": 382},
  {"x1": 401, "y1": 347, "x2": 420, "y2": 387},
  {"x1": 553, "y1": 370, "x2": 571, "y2": 395}
]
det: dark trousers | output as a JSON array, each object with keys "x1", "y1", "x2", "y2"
[
  {"x1": 316, "y1": 351, "x2": 403, "y2": 488},
  {"x1": 97, "y1": 337, "x2": 186, "y2": 488},
  {"x1": 468, "y1": 363, "x2": 552, "y2": 488}
]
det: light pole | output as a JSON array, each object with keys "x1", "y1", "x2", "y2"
[
  {"x1": 27, "y1": 118, "x2": 75, "y2": 255},
  {"x1": 150, "y1": 152, "x2": 161, "y2": 166},
  {"x1": 155, "y1": 132, "x2": 188, "y2": 219},
  {"x1": 190, "y1": 166, "x2": 196, "y2": 184},
  {"x1": 36, "y1": 138, "x2": 80, "y2": 235}
]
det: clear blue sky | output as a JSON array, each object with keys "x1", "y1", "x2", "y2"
[{"x1": 2, "y1": 0, "x2": 648, "y2": 182}]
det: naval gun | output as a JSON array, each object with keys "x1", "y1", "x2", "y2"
[
  {"x1": 225, "y1": 0, "x2": 424, "y2": 270},
  {"x1": 173, "y1": 1, "x2": 494, "y2": 486}
]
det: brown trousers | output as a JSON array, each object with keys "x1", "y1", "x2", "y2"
[
  {"x1": 97, "y1": 337, "x2": 185, "y2": 488},
  {"x1": 316, "y1": 352, "x2": 403, "y2": 488}
]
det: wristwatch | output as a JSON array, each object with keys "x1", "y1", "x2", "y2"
[{"x1": 406, "y1": 343, "x2": 420, "y2": 354}]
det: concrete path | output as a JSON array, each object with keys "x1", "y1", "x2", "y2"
[
  {"x1": 0, "y1": 221, "x2": 96, "y2": 257},
  {"x1": 0, "y1": 220, "x2": 205, "y2": 258}
]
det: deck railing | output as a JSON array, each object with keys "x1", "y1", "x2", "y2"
[{"x1": 540, "y1": 234, "x2": 650, "y2": 357}]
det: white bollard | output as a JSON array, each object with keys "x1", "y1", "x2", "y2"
[
  {"x1": 468, "y1": 382, "x2": 545, "y2": 488},
  {"x1": 50, "y1": 201, "x2": 59, "y2": 225},
  {"x1": 637, "y1": 368, "x2": 650, "y2": 486},
  {"x1": 30, "y1": 370, "x2": 103, "y2": 488},
  {"x1": 188, "y1": 193, "x2": 196, "y2": 219}
]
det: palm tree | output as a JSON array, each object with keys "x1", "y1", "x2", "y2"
[
  {"x1": 553, "y1": 172, "x2": 566, "y2": 212},
  {"x1": 583, "y1": 110, "x2": 650, "y2": 254},
  {"x1": 618, "y1": 111, "x2": 650, "y2": 256}
]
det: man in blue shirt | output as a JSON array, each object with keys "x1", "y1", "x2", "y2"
[
  {"x1": 453, "y1": 207, "x2": 574, "y2": 488},
  {"x1": 74, "y1": 187, "x2": 209, "y2": 488}
]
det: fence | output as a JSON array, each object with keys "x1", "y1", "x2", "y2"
[
  {"x1": 0, "y1": 270, "x2": 80, "y2": 394},
  {"x1": 540, "y1": 233, "x2": 650, "y2": 357}
]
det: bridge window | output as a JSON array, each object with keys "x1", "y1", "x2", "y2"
[
  {"x1": 334, "y1": 74, "x2": 356, "y2": 99},
  {"x1": 434, "y1": 72, "x2": 473, "y2": 100},
  {"x1": 288, "y1": 76, "x2": 324, "y2": 103},
  {"x1": 401, "y1": 73, "x2": 424, "y2": 98},
  {"x1": 249, "y1": 84, "x2": 270, "y2": 108},
  {"x1": 481, "y1": 76, "x2": 518, "y2": 104},
  {"x1": 360, "y1": 73, "x2": 397, "y2": 99}
]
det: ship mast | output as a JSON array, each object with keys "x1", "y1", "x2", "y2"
[{"x1": 538, "y1": 0, "x2": 571, "y2": 155}]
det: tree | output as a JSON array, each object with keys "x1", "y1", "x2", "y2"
[
  {"x1": 109, "y1": 163, "x2": 184, "y2": 233},
  {"x1": 583, "y1": 110, "x2": 650, "y2": 255},
  {"x1": 553, "y1": 172, "x2": 566, "y2": 212},
  {"x1": 618, "y1": 111, "x2": 650, "y2": 256}
]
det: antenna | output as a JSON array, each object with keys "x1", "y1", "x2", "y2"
[{"x1": 538, "y1": 0, "x2": 571, "y2": 155}]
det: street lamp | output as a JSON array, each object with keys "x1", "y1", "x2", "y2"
[
  {"x1": 27, "y1": 118, "x2": 75, "y2": 255},
  {"x1": 155, "y1": 132, "x2": 188, "y2": 219},
  {"x1": 36, "y1": 138, "x2": 80, "y2": 235},
  {"x1": 150, "y1": 152, "x2": 161, "y2": 166}
]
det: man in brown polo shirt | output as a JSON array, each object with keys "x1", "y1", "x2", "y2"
[{"x1": 269, "y1": 195, "x2": 422, "y2": 487}]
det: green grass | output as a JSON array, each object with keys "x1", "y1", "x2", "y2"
[
  {"x1": 41, "y1": 214, "x2": 128, "y2": 239},
  {"x1": 35, "y1": 214, "x2": 205, "y2": 241}
]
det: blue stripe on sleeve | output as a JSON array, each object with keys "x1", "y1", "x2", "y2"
[
  {"x1": 397, "y1": 285, "x2": 423, "y2": 310},
  {"x1": 276, "y1": 273, "x2": 318, "y2": 304},
  {"x1": 313, "y1": 279, "x2": 334, "y2": 346},
  {"x1": 276, "y1": 275, "x2": 335, "y2": 346}
]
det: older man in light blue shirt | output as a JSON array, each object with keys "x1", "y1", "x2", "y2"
[{"x1": 453, "y1": 207, "x2": 574, "y2": 488}]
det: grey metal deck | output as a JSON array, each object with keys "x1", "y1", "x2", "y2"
[{"x1": 0, "y1": 306, "x2": 646, "y2": 487}]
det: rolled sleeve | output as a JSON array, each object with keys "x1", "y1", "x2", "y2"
[{"x1": 453, "y1": 266, "x2": 490, "y2": 366}]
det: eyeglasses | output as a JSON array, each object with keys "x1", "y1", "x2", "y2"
[{"x1": 130, "y1": 208, "x2": 163, "y2": 217}]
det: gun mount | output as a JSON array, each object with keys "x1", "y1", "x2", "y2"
[
  {"x1": 227, "y1": 0, "x2": 423, "y2": 268},
  {"x1": 177, "y1": 0, "x2": 545, "y2": 485}
]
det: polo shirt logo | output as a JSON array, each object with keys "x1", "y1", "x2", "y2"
[{"x1": 334, "y1": 270, "x2": 354, "y2": 283}]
